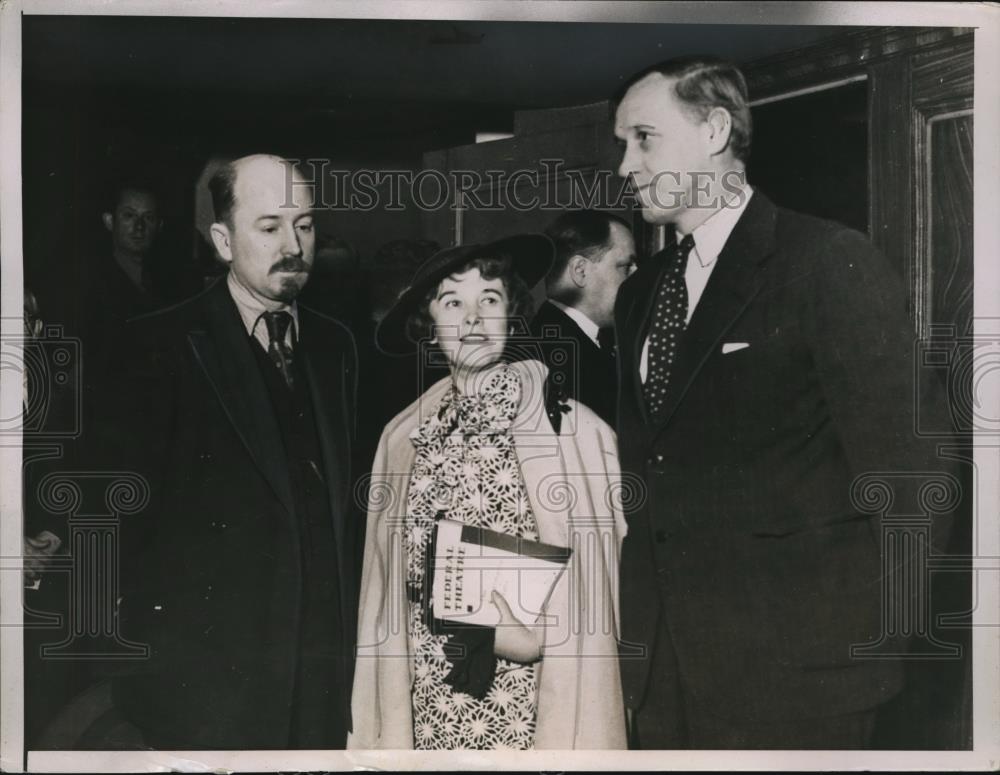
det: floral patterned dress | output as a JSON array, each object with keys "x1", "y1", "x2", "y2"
[{"x1": 404, "y1": 366, "x2": 540, "y2": 750}]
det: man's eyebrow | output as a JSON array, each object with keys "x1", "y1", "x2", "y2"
[{"x1": 615, "y1": 123, "x2": 654, "y2": 139}]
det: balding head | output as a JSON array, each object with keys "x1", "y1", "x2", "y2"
[
  {"x1": 208, "y1": 154, "x2": 316, "y2": 306},
  {"x1": 209, "y1": 154, "x2": 311, "y2": 229}
]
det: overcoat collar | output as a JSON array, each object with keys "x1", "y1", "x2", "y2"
[
  {"x1": 185, "y1": 277, "x2": 350, "y2": 521},
  {"x1": 187, "y1": 278, "x2": 295, "y2": 515},
  {"x1": 298, "y1": 311, "x2": 353, "y2": 520}
]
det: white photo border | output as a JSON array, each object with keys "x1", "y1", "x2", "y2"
[{"x1": 2, "y1": 1, "x2": 998, "y2": 772}]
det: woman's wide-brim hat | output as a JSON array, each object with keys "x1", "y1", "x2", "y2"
[{"x1": 375, "y1": 233, "x2": 554, "y2": 355}]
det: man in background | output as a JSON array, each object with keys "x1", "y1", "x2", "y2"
[
  {"x1": 74, "y1": 179, "x2": 202, "y2": 405},
  {"x1": 85, "y1": 180, "x2": 200, "y2": 334},
  {"x1": 531, "y1": 209, "x2": 635, "y2": 426},
  {"x1": 100, "y1": 184, "x2": 162, "y2": 303}
]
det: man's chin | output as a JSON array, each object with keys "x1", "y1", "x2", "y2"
[
  {"x1": 123, "y1": 240, "x2": 153, "y2": 253},
  {"x1": 273, "y1": 276, "x2": 307, "y2": 303},
  {"x1": 640, "y1": 206, "x2": 676, "y2": 225}
]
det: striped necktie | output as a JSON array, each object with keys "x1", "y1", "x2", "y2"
[{"x1": 262, "y1": 310, "x2": 295, "y2": 389}]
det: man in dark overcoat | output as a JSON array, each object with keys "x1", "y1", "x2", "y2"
[{"x1": 105, "y1": 154, "x2": 358, "y2": 749}]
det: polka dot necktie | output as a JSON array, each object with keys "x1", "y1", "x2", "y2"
[
  {"x1": 263, "y1": 310, "x2": 295, "y2": 389},
  {"x1": 643, "y1": 234, "x2": 696, "y2": 420}
]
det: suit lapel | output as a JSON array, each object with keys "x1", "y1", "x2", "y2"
[
  {"x1": 298, "y1": 309, "x2": 354, "y2": 590},
  {"x1": 652, "y1": 193, "x2": 778, "y2": 436},
  {"x1": 546, "y1": 303, "x2": 604, "y2": 362},
  {"x1": 187, "y1": 278, "x2": 295, "y2": 516}
]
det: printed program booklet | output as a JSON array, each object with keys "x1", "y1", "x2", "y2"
[{"x1": 430, "y1": 518, "x2": 572, "y2": 627}]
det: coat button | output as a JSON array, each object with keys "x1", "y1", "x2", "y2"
[{"x1": 647, "y1": 454, "x2": 664, "y2": 466}]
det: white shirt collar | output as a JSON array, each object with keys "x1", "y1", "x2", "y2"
[
  {"x1": 678, "y1": 184, "x2": 754, "y2": 267},
  {"x1": 549, "y1": 299, "x2": 601, "y2": 347},
  {"x1": 226, "y1": 271, "x2": 299, "y2": 344}
]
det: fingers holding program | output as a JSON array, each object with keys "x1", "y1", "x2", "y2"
[{"x1": 491, "y1": 590, "x2": 542, "y2": 664}]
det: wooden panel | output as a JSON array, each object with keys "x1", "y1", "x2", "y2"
[
  {"x1": 742, "y1": 30, "x2": 974, "y2": 318},
  {"x1": 890, "y1": 39, "x2": 973, "y2": 752},
  {"x1": 458, "y1": 164, "x2": 606, "y2": 243},
  {"x1": 911, "y1": 39, "x2": 974, "y2": 337},
  {"x1": 421, "y1": 147, "x2": 458, "y2": 248},
  {"x1": 868, "y1": 57, "x2": 913, "y2": 285},
  {"x1": 422, "y1": 104, "x2": 633, "y2": 250},
  {"x1": 513, "y1": 101, "x2": 613, "y2": 136},
  {"x1": 748, "y1": 78, "x2": 869, "y2": 235},
  {"x1": 743, "y1": 27, "x2": 972, "y2": 102},
  {"x1": 927, "y1": 114, "x2": 974, "y2": 336},
  {"x1": 913, "y1": 43, "x2": 975, "y2": 109}
]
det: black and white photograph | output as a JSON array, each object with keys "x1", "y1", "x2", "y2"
[{"x1": 1, "y1": 1, "x2": 997, "y2": 771}]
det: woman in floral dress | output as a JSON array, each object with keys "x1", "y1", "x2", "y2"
[{"x1": 349, "y1": 235, "x2": 627, "y2": 750}]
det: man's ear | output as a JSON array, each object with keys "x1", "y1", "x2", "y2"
[
  {"x1": 101, "y1": 213, "x2": 113, "y2": 233},
  {"x1": 704, "y1": 106, "x2": 734, "y2": 157},
  {"x1": 209, "y1": 222, "x2": 233, "y2": 263},
  {"x1": 569, "y1": 255, "x2": 588, "y2": 288}
]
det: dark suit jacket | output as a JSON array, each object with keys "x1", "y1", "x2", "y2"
[
  {"x1": 101, "y1": 277, "x2": 358, "y2": 749},
  {"x1": 615, "y1": 192, "x2": 954, "y2": 722},
  {"x1": 530, "y1": 301, "x2": 617, "y2": 427}
]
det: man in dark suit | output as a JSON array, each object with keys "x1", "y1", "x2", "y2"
[
  {"x1": 530, "y1": 210, "x2": 635, "y2": 426},
  {"x1": 612, "y1": 57, "x2": 954, "y2": 749},
  {"x1": 102, "y1": 154, "x2": 358, "y2": 749}
]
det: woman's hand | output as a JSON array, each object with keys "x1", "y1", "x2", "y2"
[{"x1": 491, "y1": 590, "x2": 542, "y2": 663}]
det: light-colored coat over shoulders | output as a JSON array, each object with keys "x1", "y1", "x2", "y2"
[{"x1": 348, "y1": 359, "x2": 628, "y2": 749}]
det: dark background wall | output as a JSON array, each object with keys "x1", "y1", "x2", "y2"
[{"x1": 21, "y1": 16, "x2": 839, "y2": 329}]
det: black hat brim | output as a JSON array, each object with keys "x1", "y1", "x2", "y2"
[{"x1": 375, "y1": 233, "x2": 553, "y2": 355}]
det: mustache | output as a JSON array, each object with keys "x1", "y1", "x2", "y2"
[{"x1": 269, "y1": 256, "x2": 310, "y2": 274}]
